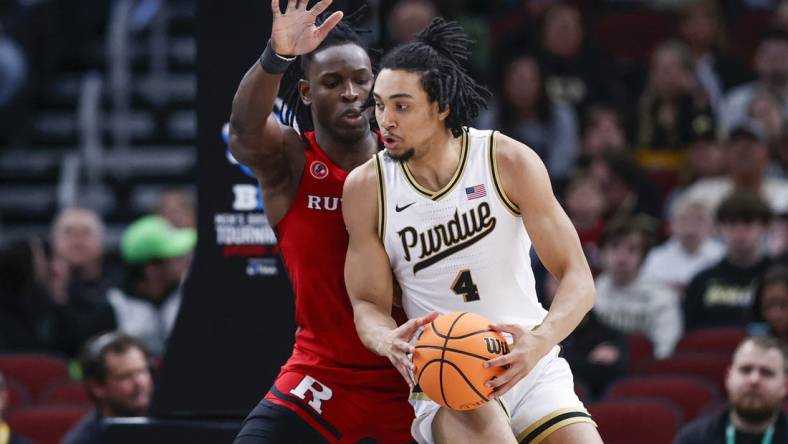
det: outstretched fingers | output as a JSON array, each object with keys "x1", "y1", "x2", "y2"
[
  {"x1": 315, "y1": 10, "x2": 343, "y2": 40},
  {"x1": 285, "y1": 0, "x2": 296, "y2": 11},
  {"x1": 308, "y1": 0, "x2": 334, "y2": 16}
]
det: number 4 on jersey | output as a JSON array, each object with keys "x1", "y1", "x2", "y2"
[{"x1": 451, "y1": 269, "x2": 480, "y2": 302}]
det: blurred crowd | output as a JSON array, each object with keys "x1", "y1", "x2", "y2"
[{"x1": 0, "y1": 188, "x2": 196, "y2": 359}]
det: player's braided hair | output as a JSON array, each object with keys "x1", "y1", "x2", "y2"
[
  {"x1": 379, "y1": 17, "x2": 491, "y2": 137},
  {"x1": 279, "y1": 7, "x2": 370, "y2": 133}
]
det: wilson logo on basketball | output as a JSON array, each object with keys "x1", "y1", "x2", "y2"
[
  {"x1": 310, "y1": 161, "x2": 329, "y2": 179},
  {"x1": 484, "y1": 337, "x2": 509, "y2": 355}
]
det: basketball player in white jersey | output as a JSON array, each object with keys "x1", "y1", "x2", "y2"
[{"x1": 342, "y1": 18, "x2": 603, "y2": 444}]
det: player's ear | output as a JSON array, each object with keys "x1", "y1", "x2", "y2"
[
  {"x1": 437, "y1": 103, "x2": 450, "y2": 122},
  {"x1": 298, "y1": 79, "x2": 312, "y2": 106}
]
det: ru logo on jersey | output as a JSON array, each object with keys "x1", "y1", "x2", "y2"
[{"x1": 310, "y1": 161, "x2": 329, "y2": 179}]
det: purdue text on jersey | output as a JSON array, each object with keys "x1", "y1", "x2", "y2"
[{"x1": 397, "y1": 201, "x2": 497, "y2": 274}]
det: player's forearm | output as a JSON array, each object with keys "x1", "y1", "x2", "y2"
[
  {"x1": 351, "y1": 299, "x2": 399, "y2": 356},
  {"x1": 229, "y1": 62, "x2": 282, "y2": 157},
  {"x1": 535, "y1": 266, "x2": 595, "y2": 347}
]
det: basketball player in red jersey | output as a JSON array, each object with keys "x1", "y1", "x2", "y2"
[{"x1": 229, "y1": 1, "x2": 414, "y2": 442}]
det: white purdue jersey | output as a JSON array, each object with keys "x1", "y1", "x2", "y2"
[{"x1": 376, "y1": 127, "x2": 547, "y2": 328}]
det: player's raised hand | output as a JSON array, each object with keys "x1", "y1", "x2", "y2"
[
  {"x1": 378, "y1": 311, "x2": 438, "y2": 389},
  {"x1": 482, "y1": 323, "x2": 554, "y2": 398},
  {"x1": 270, "y1": 0, "x2": 343, "y2": 56}
]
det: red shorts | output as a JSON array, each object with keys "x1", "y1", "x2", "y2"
[{"x1": 264, "y1": 370, "x2": 414, "y2": 443}]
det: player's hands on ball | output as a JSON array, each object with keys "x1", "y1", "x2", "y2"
[
  {"x1": 483, "y1": 323, "x2": 554, "y2": 398},
  {"x1": 378, "y1": 312, "x2": 438, "y2": 389},
  {"x1": 270, "y1": 0, "x2": 343, "y2": 56}
]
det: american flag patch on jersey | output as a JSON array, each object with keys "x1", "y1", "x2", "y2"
[{"x1": 465, "y1": 184, "x2": 486, "y2": 200}]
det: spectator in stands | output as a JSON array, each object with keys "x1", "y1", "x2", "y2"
[
  {"x1": 61, "y1": 332, "x2": 153, "y2": 444},
  {"x1": 637, "y1": 40, "x2": 714, "y2": 152},
  {"x1": 748, "y1": 91, "x2": 785, "y2": 157},
  {"x1": 51, "y1": 208, "x2": 117, "y2": 302},
  {"x1": 488, "y1": 0, "x2": 559, "y2": 53},
  {"x1": 679, "y1": 120, "x2": 788, "y2": 214},
  {"x1": 49, "y1": 208, "x2": 119, "y2": 355},
  {"x1": 746, "y1": 90, "x2": 788, "y2": 181},
  {"x1": 580, "y1": 103, "x2": 628, "y2": 157},
  {"x1": 479, "y1": 53, "x2": 579, "y2": 183},
  {"x1": 772, "y1": 131, "x2": 788, "y2": 181},
  {"x1": 681, "y1": 124, "x2": 727, "y2": 187},
  {"x1": 769, "y1": 212, "x2": 788, "y2": 259},
  {"x1": 677, "y1": 0, "x2": 750, "y2": 116},
  {"x1": 683, "y1": 190, "x2": 773, "y2": 330},
  {"x1": 541, "y1": 272, "x2": 628, "y2": 398},
  {"x1": 106, "y1": 215, "x2": 195, "y2": 356},
  {"x1": 154, "y1": 188, "x2": 196, "y2": 229},
  {"x1": 0, "y1": 237, "x2": 56, "y2": 351},
  {"x1": 720, "y1": 30, "x2": 788, "y2": 133},
  {"x1": 588, "y1": 151, "x2": 663, "y2": 221},
  {"x1": 593, "y1": 215, "x2": 683, "y2": 359},
  {"x1": 641, "y1": 196, "x2": 725, "y2": 292},
  {"x1": 536, "y1": 2, "x2": 616, "y2": 115},
  {"x1": 750, "y1": 266, "x2": 788, "y2": 345},
  {"x1": 0, "y1": 235, "x2": 108, "y2": 356},
  {"x1": 563, "y1": 172, "x2": 606, "y2": 273},
  {"x1": 385, "y1": 0, "x2": 437, "y2": 47},
  {"x1": 674, "y1": 336, "x2": 788, "y2": 443}
]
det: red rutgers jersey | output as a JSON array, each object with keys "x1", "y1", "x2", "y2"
[{"x1": 275, "y1": 131, "x2": 405, "y2": 393}]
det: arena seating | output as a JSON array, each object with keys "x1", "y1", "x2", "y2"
[
  {"x1": 640, "y1": 352, "x2": 731, "y2": 396},
  {"x1": 606, "y1": 375, "x2": 720, "y2": 421},
  {"x1": 675, "y1": 327, "x2": 747, "y2": 355},
  {"x1": 588, "y1": 398, "x2": 682, "y2": 444},
  {"x1": 627, "y1": 333, "x2": 654, "y2": 372},
  {"x1": 7, "y1": 405, "x2": 91, "y2": 444},
  {"x1": 0, "y1": 353, "x2": 71, "y2": 402}
]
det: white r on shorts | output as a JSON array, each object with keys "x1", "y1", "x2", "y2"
[{"x1": 409, "y1": 346, "x2": 596, "y2": 444}]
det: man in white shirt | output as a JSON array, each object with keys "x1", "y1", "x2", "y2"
[
  {"x1": 641, "y1": 196, "x2": 724, "y2": 293},
  {"x1": 594, "y1": 216, "x2": 683, "y2": 359}
]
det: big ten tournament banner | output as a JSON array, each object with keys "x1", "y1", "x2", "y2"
[
  {"x1": 151, "y1": 0, "x2": 296, "y2": 418},
  {"x1": 218, "y1": 121, "x2": 279, "y2": 276}
]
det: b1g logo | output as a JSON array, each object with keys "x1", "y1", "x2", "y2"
[
  {"x1": 232, "y1": 184, "x2": 262, "y2": 211},
  {"x1": 310, "y1": 161, "x2": 329, "y2": 179},
  {"x1": 290, "y1": 375, "x2": 333, "y2": 414}
]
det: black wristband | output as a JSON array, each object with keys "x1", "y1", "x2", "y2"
[{"x1": 259, "y1": 39, "x2": 296, "y2": 74}]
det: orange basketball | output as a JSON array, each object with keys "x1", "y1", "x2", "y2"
[{"x1": 412, "y1": 312, "x2": 509, "y2": 410}]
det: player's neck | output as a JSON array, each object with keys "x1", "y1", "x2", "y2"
[
  {"x1": 314, "y1": 128, "x2": 378, "y2": 171},
  {"x1": 406, "y1": 130, "x2": 462, "y2": 192}
]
